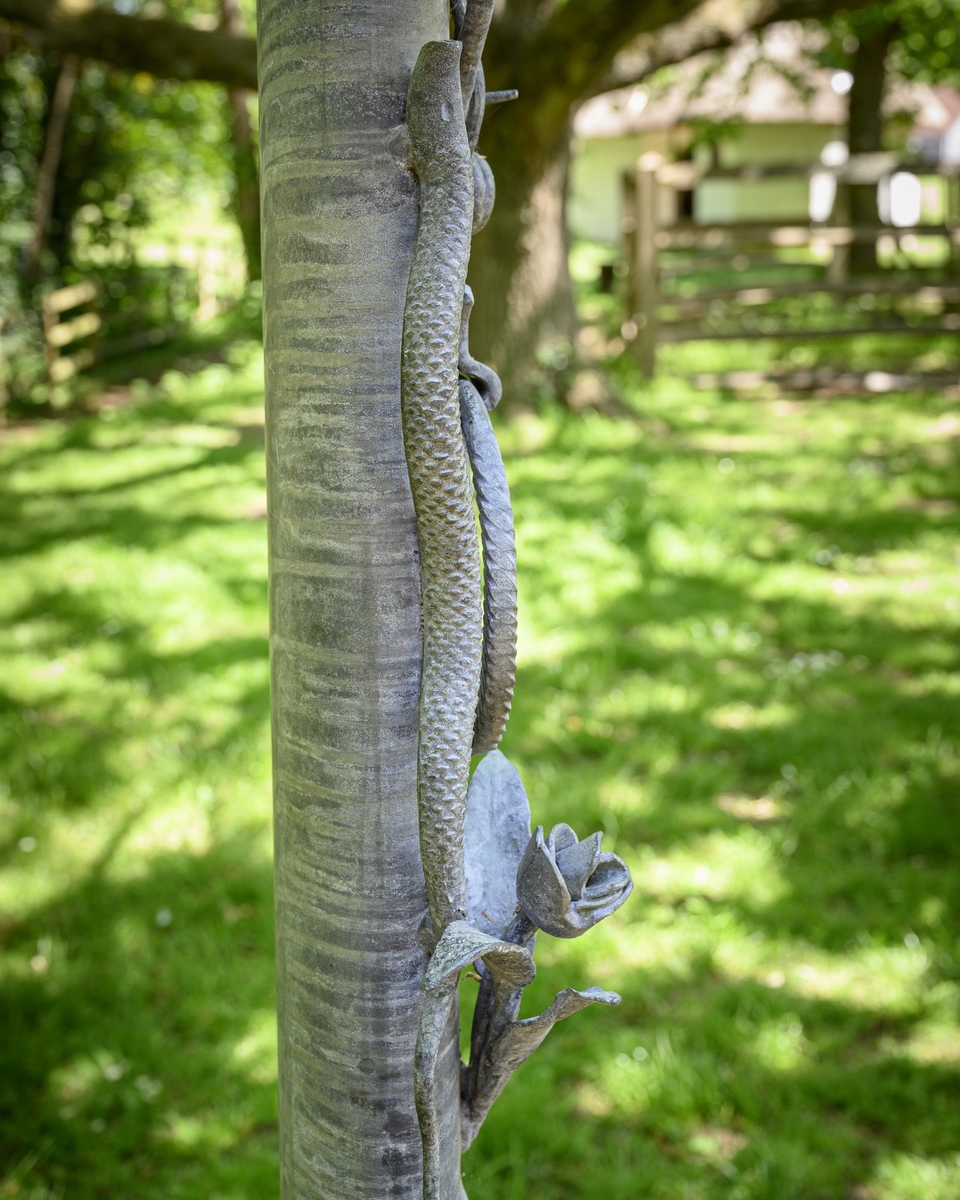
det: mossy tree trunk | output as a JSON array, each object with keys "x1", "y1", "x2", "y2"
[
  {"x1": 258, "y1": 0, "x2": 461, "y2": 1196},
  {"x1": 848, "y1": 18, "x2": 898, "y2": 275},
  {"x1": 467, "y1": 134, "x2": 575, "y2": 406},
  {"x1": 469, "y1": 0, "x2": 706, "y2": 403},
  {"x1": 220, "y1": 0, "x2": 261, "y2": 281},
  {"x1": 23, "y1": 50, "x2": 79, "y2": 279}
]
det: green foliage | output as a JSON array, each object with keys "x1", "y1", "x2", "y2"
[
  {"x1": 893, "y1": 1, "x2": 960, "y2": 85},
  {"x1": 0, "y1": 0, "x2": 246, "y2": 281},
  {"x1": 61, "y1": 68, "x2": 228, "y2": 266},
  {"x1": 114, "y1": 0, "x2": 255, "y2": 32},
  {"x1": 0, "y1": 34, "x2": 243, "y2": 405},
  {"x1": 0, "y1": 52, "x2": 232, "y2": 283},
  {"x1": 821, "y1": 1, "x2": 960, "y2": 87},
  {"x1": 0, "y1": 45, "x2": 49, "y2": 377},
  {"x1": 0, "y1": 47, "x2": 48, "y2": 233}
]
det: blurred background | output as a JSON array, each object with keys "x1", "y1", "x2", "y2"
[{"x1": 1, "y1": 0, "x2": 960, "y2": 1197}]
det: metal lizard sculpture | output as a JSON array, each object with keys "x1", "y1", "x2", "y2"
[{"x1": 400, "y1": 8, "x2": 634, "y2": 1197}]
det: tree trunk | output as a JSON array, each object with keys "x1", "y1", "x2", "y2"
[
  {"x1": 24, "y1": 51, "x2": 79, "y2": 279},
  {"x1": 258, "y1": 1, "x2": 460, "y2": 1197},
  {"x1": 226, "y1": 89, "x2": 261, "y2": 280},
  {"x1": 468, "y1": 0, "x2": 709, "y2": 405},
  {"x1": 468, "y1": 133, "x2": 575, "y2": 405},
  {"x1": 220, "y1": 0, "x2": 260, "y2": 281},
  {"x1": 848, "y1": 19, "x2": 897, "y2": 274}
]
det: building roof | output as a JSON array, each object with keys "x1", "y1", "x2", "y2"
[
  {"x1": 574, "y1": 23, "x2": 960, "y2": 139},
  {"x1": 912, "y1": 85, "x2": 960, "y2": 136}
]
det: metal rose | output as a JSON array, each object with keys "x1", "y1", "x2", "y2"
[{"x1": 515, "y1": 823, "x2": 633, "y2": 938}]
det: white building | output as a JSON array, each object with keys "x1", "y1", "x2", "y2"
[{"x1": 569, "y1": 24, "x2": 960, "y2": 243}]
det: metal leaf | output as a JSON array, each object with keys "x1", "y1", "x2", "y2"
[
  {"x1": 461, "y1": 985, "x2": 621, "y2": 1150},
  {"x1": 464, "y1": 750, "x2": 531, "y2": 938},
  {"x1": 490, "y1": 986, "x2": 622, "y2": 1073},
  {"x1": 424, "y1": 919, "x2": 535, "y2": 991}
]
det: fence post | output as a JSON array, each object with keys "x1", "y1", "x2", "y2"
[
  {"x1": 829, "y1": 179, "x2": 850, "y2": 284},
  {"x1": 41, "y1": 280, "x2": 102, "y2": 382},
  {"x1": 948, "y1": 172, "x2": 960, "y2": 280},
  {"x1": 634, "y1": 155, "x2": 660, "y2": 379},
  {"x1": 0, "y1": 317, "x2": 7, "y2": 415},
  {"x1": 621, "y1": 170, "x2": 638, "y2": 329}
]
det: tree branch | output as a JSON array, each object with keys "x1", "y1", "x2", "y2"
[
  {"x1": 0, "y1": 0, "x2": 256, "y2": 89},
  {"x1": 0, "y1": 0, "x2": 875, "y2": 108},
  {"x1": 487, "y1": 0, "x2": 707, "y2": 107},
  {"x1": 24, "y1": 50, "x2": 78, "y2": 275},
  {"x1": 594, "y1": 0, "x2": 879, "y2": 95}
]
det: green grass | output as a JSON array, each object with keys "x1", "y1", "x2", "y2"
[{"x1": 2, "y1": 329, "x2": 960, "y2": 1200}]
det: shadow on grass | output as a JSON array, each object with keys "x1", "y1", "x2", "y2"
[
  {"x1": 3, "y1": 345, "x2": 960, "y2": 1199},
  {"x1": 473, "y1": 380, "x2": 960, "y2": 1198},
  {"x1": 1, "y1": 357, "x2": 276, "y2": 1197},
  {"x1": 466, "y1": 953, "x2": 960, "y2": 1200},
  {"x1": 0, "y1": 834, "x2": 278, "y2": 1199}
]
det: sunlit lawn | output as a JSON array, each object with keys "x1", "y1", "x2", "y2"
[{"x1": 2, "y1": 326, "x2": 960, "y2": 1199}]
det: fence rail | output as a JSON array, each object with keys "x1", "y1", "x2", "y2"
[
  {"x1": 620, "y1": 157, "x2": 960, "y2": 377},
  {"x1": 42, "y1": 281, "x2": 100, "y2": 382},
  {"x1": 38, "y1": 241, "x2": 245, "y2": 383},
  {"x1": 655, "y1": 223, "x2": 960, "y2": 250}
]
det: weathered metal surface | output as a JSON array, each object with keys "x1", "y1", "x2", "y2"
[
  {"x1": 463, "y1": 751, "x2": 530, "y2": 938},
  {"x1": 399, "y1": 5, "x2": 635, "y2": 1197},
  {"x1": 459, "y1": 380, "x2": 516, "y2": 754},
  {"x1": 402, "y1": 38, "x2": 480, "y2": 940},
  {"x1": 402, "y1": 38, "x2": 479, "y2": 1200},
  {"x1": 261, "y1": 0, "x2": 452, "y2": 1195},
  {"x1": 517, "y1": 824, "x2": 635, "y2": 939},
  {"x1": 462, "y1": 986, "x2": 621, "y2": 1149}
]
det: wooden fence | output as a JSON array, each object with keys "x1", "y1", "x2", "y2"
[
  {"x1": 40, "y1": 241, "x2": 245, "y2": 384},
  {"x1": 620, "y1": 157, "x2": 960, "y2": 377}
]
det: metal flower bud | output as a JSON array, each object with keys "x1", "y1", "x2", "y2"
[{"x1": 516, "y1": 823, "x2": 633, "y2": 938}]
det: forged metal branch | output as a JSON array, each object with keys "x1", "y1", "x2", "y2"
[
  {"x1": 457, "y1": 0, "x2": 494, "y2": 115},
  {"x1": 462, "y1": 986, "x2": 621, "y2": 1148},
  {"x1": 458, "y1": 757, "x2": 634, "y2": 1151},
  {"x1": 418, "y1": 922, "x2": 534, "y2": 1199}
]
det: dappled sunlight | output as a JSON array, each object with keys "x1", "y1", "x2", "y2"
[
  {"x1": 3, "y1": 331, "x2": 960, "y2": 1198},
  {"x1": 882, "y1": 1010, "x2": 960, "y2": 1067},
  {"x1": 230, "y1": 1009, "x2": 279, "y2": 1086},
  {"x1": 631, "y1": 828, "x2": 788, "y2": 907},
  {"x1": 871, "y1": 1153, "x2": 960, "y2": 1200},
  {"x1": 714, "y1": 938, "x2": 934, "y2": 1013},
  {"x1": 586, "y1": 1029, "x2": 700, "y2": 1120},
  {"x1": 707, "y1": 701, "x2": 797, "y2": 730},
  {"x1": 749, "y1": 1012, "x2": 807, "y2": 1072},
  {"x1": 473, "y1": 360, "x2": 960, "y2": 1198},
  {"x1": 0, "y1": 348, "x2": 276, "y2": 1197}
]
